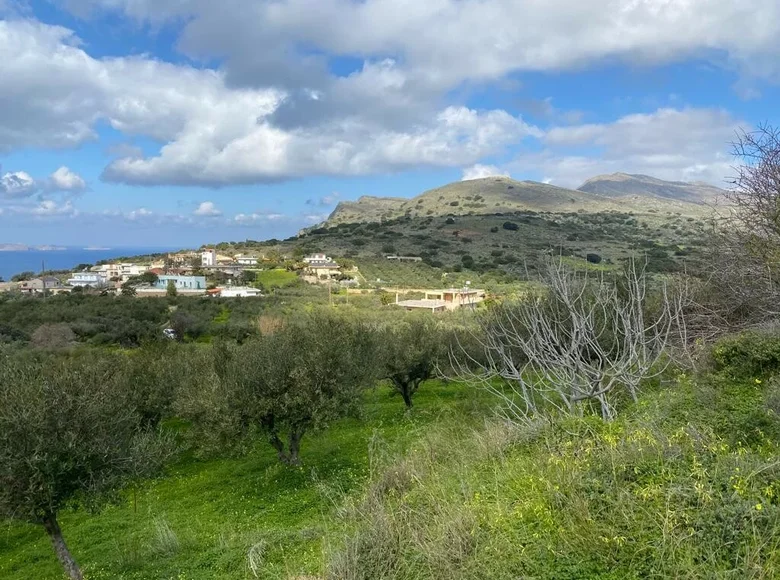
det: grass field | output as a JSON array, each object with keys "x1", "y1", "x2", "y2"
[
  {"x1": 4, "y1": 361, "x2": 780, "y2": 578},
  {"x1": 0, "y1": 382, "x2": 492, "y2": 580},
  {"x1": 253, "y1": 269, "x2": 299, "y2": 289}
]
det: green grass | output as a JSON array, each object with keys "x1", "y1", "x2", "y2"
[
  {"x1": 327, "y1": 375, "x2": 780, "y2": 579},
  {"x1": 254, "y1": 269, "x2": 299, "y2": 289},
  {"x1": 5, "y1": 363, "x2": 779, "y2": 579},
  {"x1": 0, "y1": 381, "x2": 492, "y2": 580}
]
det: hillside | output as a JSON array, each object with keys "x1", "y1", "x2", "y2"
[
  {"x1": 326, "y1": 195, "x2": 407, "y2": 225},
  {"x1": 231, "y1": 208, "x2": 711, "y2": 289},
  {"x1": 579, "y1": 172, "x2": 727, "y2": 203},
  {"x1": 321, "y1": 175, "x2": 715, "y2": 229}
]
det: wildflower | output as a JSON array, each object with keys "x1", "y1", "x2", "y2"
[{"x1": 756, "y1": 503, "x2": 763, "y2": 511}]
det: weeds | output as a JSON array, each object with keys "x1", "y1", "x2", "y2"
[{"x1": 326, "y1": 378, "x2": 780, "y2": 579}]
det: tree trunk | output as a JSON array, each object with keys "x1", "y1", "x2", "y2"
[
  {"x1": 43, "y1": 513, "x2": 83, "y2": 580},
  {"x1": 287, "y1": 427, "x2": 304, "y2": 466},
  {"x1": 268, "y1": 431, "x2": 288, "y2": 463},
  {"x1": 401, "y1": 385, "x2": 413, "y2": 409}
]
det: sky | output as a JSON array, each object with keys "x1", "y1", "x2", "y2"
[{"x1": 1, "y1": 0, "x2": 779, "y2": 248}]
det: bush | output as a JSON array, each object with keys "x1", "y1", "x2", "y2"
[
  {"x1": 586, "y1": 253, "x2": 602, "y2": 264},
  {"x1": 712, "y1": 332, "x2": 780, "y2": 378},
  {"x1": 30, "y1": 323, "x2": 76, "y2": 350},
  {"x1": 502, "y1": 221, "x2": 519, "y2": 231}
]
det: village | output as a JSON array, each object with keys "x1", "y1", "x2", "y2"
[{"x1": 0, "y1": 249, "x2": 486, "y2": 312}]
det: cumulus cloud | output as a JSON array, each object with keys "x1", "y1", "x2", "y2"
[
  {"x1": 65, "y1": 0, "x2": 780, "y2": 85},
  {"x1": 462, "y1": 164, "x2": 511, "y2": 181},
  {"x1": 0, "y1": 165, "x2": 87, "y2": 199},
  {"x1": 48, "y1": 166, "x2": 86, "y2": 192},
  {"x1": 512, "y1": 108, "x2": 741, "y2": 188},
  {"x1": 193, "y1": 201, "x2": 222, "y2": 217},
  {"x1": 0, "y1": 170, "x2": 37, "y2": 198},
  {"x1": 0, "y1": 20, "x2": 539, "y2": 188},
  {"x1": 4, "y1": 3, "x2": 778, "y2": 191}
]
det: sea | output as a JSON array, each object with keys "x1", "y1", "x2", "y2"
[{"x1": 0, "y1": 247, "x2": 177, "y2": 281}]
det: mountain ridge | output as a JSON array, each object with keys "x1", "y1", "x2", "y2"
[
  {"x1": 314, "y1": 174, "x2": 724, "y2": 230},
  {"x1": 577, "y1": 172, "x2": 726, "y2": 203}
]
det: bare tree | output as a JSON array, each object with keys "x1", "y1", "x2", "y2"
[
  {"x1": 696, "y1": 124, "x2": 780, "y2": 334},
  {"x1": 451, "y1": 259, "x2": 687, "y2": 422}
]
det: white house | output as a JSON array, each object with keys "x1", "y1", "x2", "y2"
[
  {"x1": 201, "y1": 249, "x2": 217, "y2": 267},
  {"x1": 235, "y1": 255, "x2": 258, "y2": 266},
  {"x1": 395, "y1": 288, "x2": 486, "y2": 312},
  {"x1": 219, "y1": 286, "x2": 263, "y2": 298},
  {"x1": 303, "y1": 253, "x2": 332, "y2": 264},
  {"x1": 119, "y1": 263, "x2": 148, "y2": 281},
  {"x1": 68, "y1": 271, "x2": 108, "y2": 288},
  {"x1": 93, "y1": 263, "x2": 121, "y2": 281}
]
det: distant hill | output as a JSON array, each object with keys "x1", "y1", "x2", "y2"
[
  {"x1": 578, "y1": 173, "x2": 727, "y2": 203},
  {"x1": 319, "y1": 175, "x2": 714, "y2": 229}
]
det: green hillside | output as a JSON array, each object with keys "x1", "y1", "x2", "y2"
[{"x1": 232, "y1": 209, "x2": 709, "y2": 286}]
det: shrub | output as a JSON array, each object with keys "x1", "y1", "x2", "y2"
[
  {"x1": 502, "y1": 221, "x2": 519, "y2": 231},
  {"x1": 712, "y1": 332, "x2": 780, "y2": 378},
  {"x1": 30, "y1": 323, "x2": 76, "y2": 350},
  {"x1": 586, "y1": 253, "x2": 602, "y2": 264}
]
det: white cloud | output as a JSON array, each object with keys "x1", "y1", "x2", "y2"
[
  {"x1": 512, "y1": 107, "x2": 741, "y2": 188},
  {"x1": 304, "y1": 213, "x2": 330, "y2": 223},
  {"x1": 234, "y1": 212, "x2": 286, "y2": 225},
  {"x1": 193, "y1": 201, "x2": 222, "y2": 217},
  {"x1": 0, "y1": 20, "x2": 540, "y2": 187},
  {"x1": 307, "y1": 192, "x2": 340, "y2": 206},
  {"x1": 102, "y1": 104, "x2": 538, "y2": 185},
  {"x1": 3, "y1": 3, "x2": 777, "y2": 191},
  {"x1": 462, "y1": 164, "x2": 510, "y2": 181},
  {"x1": 126, "y1": 207, "x2": 154, "y2": 221},
  {"x1": 66, "y1": 0, "x2": 780, "y2": 85},
  {"x1": 30, "y1": 200, "x2": 77, "y2": 217},
  {"x1": 0, "y1": 170, "x2": 37, "y2": 198},
  {"x1": 49, "y1": 166, "x2": 86, "y2": 192},
  {"x1": 1, "y1": 165, "x2": 87, "y2": 199}
]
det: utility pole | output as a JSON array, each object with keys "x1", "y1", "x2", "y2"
[{"x1": 41, "y1": 259, "x2": 47, "y2": 300}]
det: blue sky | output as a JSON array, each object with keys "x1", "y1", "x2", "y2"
[{"x1": 1, "y1": 0, "x2": 779, "y2": 248}]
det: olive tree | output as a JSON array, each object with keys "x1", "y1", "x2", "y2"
[
  {"x1": 0, "y1": 352, "x2": 173, "y2": 580},
  {"x1": 379, "y1": 318, "x2": 444, "y2": 409},
  {"x1": 188, "y1": 311, "x2": 377, "y2": 465}
]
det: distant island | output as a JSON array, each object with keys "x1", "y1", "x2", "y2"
[{"x1": 0, "y1": 244, "x2": 67, "y2": 252}]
